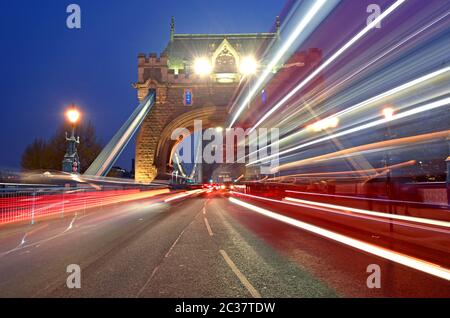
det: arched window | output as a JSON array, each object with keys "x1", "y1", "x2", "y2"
[{"x1": 214, "y1": 46, "x2": 237, "y2": 73}]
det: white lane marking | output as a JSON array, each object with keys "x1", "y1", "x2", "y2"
[
  {"x1": 164, "y1": 226, "x2": 189, "y2": 259},
  {"x1": 229, "y1": 197, "x2": 450, "y2": 281},
  {"x1": 0, "y1": 222, "x2": 79, "y2": 258},
  {"x1": 0, "y1": 223, "x2": 50, "y2": 256},
  {"x1": 136, "y1": 265, "x2": 161, "y2": 298},
  {"x1": 64, "y1": 214, "x2": 77, "y2": 232},
  {"x1": 138, "y1": 230, "x2": 184, "y2": 296},
  {"x1": 19, "y1": 233, "x2": 27, "y2": 246},
  {"x1": 137, "y1": 206, "x2": 204, "y2": 297},
  {"x1": 219, "y1": 249, "x2": 261, "y2": 298},
  {"x1": 285, "y1": 197, "x2": 450, "y2": 228},
  {"x1": 204, "y1": 217, "x2": 213, "y2": 236},
  {"x1": 203, "y1": 199, "x2": 209, "y2": 215}
]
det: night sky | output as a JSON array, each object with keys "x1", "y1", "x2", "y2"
[{"x1": 0, "y1": 0, "x2": 284, "y2": 170}]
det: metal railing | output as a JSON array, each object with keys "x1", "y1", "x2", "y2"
[{"x1": 0, "y1": 183, "x2": 169, "y2": 226}]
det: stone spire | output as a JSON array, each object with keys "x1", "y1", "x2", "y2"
[
  {"x1": 276, "y1": 16, "x2": 281, "y2": 38},
  {"x1": 170, "y1": 16, "x2": 175, "y2": 42}
]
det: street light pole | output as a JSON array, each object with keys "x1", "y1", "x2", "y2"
[{"x1": 62, "y1": 106, "x2": 81, "y2": 174}]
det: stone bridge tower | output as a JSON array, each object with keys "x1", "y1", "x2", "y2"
[{"x1": 133, "y1": 18, "x2": 279, "y2": 182}]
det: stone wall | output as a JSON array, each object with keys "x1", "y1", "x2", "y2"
[{"x1": 135, "y1": 78, "x2": 237, "y2": 182}]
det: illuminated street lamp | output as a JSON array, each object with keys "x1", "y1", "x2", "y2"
[
  {"x1": 66, "y1": 108, "x2": 80, "y2": 124},
  {"x1": 62, "y1": 105, "x2": 81, "y2": 174},
  {"x1": 239, "y1": 56, "x2": 259, "y2": 110},
  {"x1": 239, "y1": 56, "x2": 258, "y2": 76},
  {"x1": 307, "y1": 116, "x2": 339, "y2": 132},
  {"x1": 194, "y1": 57, "x2": 212, "y2": 76},
  {"x1": 382, "y1": 107, "x2": 395, "y2": 120}
]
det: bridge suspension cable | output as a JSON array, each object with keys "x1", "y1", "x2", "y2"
[{"x1": 84, "y1": 91, "x2": 156, "y2": 177}]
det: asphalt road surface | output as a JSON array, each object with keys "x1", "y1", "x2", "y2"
[{"x1": 0, "y1": 192, "x2": 448, "y2": 297}]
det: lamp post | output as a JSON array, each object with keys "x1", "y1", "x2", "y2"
[{"x1": 62, "y1": 105, "x2": 81, "y2": 174}]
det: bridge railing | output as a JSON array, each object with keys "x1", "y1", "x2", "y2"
[{"x1": 0, "y1": 183, "x2": 169, "y2": 226}]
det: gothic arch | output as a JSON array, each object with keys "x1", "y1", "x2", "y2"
[
  {"x1": 135, "y1": 105, "x2": 227, "y2": 182},
  {"x1": 155, "y1": 106, "x2": 227, "y2": 179},
  {"x1": 212, "y1": 39, "x2": 240, "y2": 73}
]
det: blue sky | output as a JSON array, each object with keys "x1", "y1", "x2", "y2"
[{"x1": 0, "y1": 0, "x2": 285, "y2": 170}]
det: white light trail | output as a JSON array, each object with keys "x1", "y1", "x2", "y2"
[
  {"x1": 228, "y1": 0, "x2": 328, "y2": 127},
  {"x1": 241, "y1": 67, "x2": 450, "y2": 163},
  {"x1": 229, "y1": 197, "x2": 450, "y2": 281},
  {"x1": 249, "y1": 96, "x2": 450, "y2": 167},
  {"x1": 285, "y1": 189, "x2": 448, "y2": 207},
  {"x1": 331, "y1": 67, "x2": 450, "y2": 119},
  {"x1": 275, "y1": 11, "x2": 450, "y2": 129},
  {"x1": 247, "y1": 0, "x2": 406, "y2": 133},
  {"x1": 163, "y1": 190, "x2": 204, "y2": 203},
  {"x1": 284, "y1": 197, "x2": 450, "y2": 228},
  {"x1": 230, "y1": 191, "x2": 449, "y2": 233}
]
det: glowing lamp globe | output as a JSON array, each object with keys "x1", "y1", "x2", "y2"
[
  {"x1": 194, "y1": 58, "x2": 212, "y2": 76},
  {"x1": 382, "y1": 107, "x2": 395, "y2": 120},
  {"x1": 239, "y1": 56, "x2": 258, "y2": 75},
  {"x1": 66, "y1": 109, "x2": 80, "y2": 124}
]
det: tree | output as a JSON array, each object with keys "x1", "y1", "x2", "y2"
[
  {"x1": 21, "y1": 138, "x2": 52, "y2": 170},
  {"x1": 21, "y1": 121, "x2": 103, "y2": 173},
  {"x1": 76, "y1": 121, "x2": 103, "y2": 171}
]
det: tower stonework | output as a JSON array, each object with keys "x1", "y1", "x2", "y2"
[{"x1": 134, "y1": 24, "x2": 278, "y2": 182}]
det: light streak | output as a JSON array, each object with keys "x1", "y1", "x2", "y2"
[
  {"x1": 0, "y1": 188, "x2": 170, "y2": 226},
  {"x1": 269, "y1": 160, "x2": 416, "y2": 179},
  {"x1": 244, "y1": 67, "x2": 450, "y2": 164},
  {"x1": 284, "y1": 197, "x2": 450, "y2": 228},
  {"x1": 275, "y1": 12, "x2": 450, "y2": 129},
  {"x1": 285, "y1": 190, "x2": 450, "y2": 208},
  {"x1": 228, "y1": 0, "x2": 328, "y2": 127},
  {"x1": 247, "y1": 0, "x2": 406, "y2": 132},
  {"x1": 163, "y1": 190, "x2": 204, "y2": 203},
  {"x1": 307, "y1": 116, "x2": 339, "y2": 132},
  {"x1": 275, "y1": 130, "x2": 449, "y2": 171},
  {"x1": 229, "y1": 197, "x2": 450, "y2": 281},
  {"x1": 230, "y1": 191, "x2": 449, "y2": 232},
  {"x1": 249, "y1": 97, "x2": 450, "y2": 167}
]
